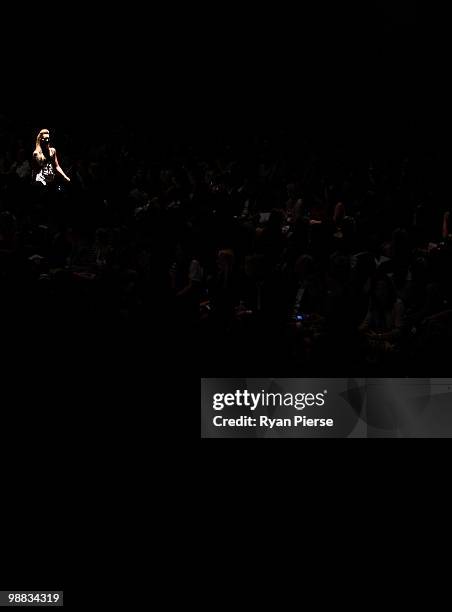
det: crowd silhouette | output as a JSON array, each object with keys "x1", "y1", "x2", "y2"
[{"x1": 0, "y1": 115, "x2": 449, "y2": 376}]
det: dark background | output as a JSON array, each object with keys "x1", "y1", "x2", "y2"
[{"x1": 3, "y1": 3, "x2": 421, "y2": 143}]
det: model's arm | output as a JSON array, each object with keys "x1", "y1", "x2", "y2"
[
  {"x1": 53, "y1": 149, "x2": 70, "y2": 182},
  {"x1": 32, "y1": 151, "x2": 41, "y2": 178}
]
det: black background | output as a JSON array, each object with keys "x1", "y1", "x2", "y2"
[{"x1": 3, "y1": 3, "x2": 422, "y2": 143}]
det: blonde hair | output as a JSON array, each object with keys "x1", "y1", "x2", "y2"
[{"x1": 33, "y1": 129, "x2": 50, "y2": 164}]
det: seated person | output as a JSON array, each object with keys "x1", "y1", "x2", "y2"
[{"x1": 359, "y1": 273, "x2": 406, "y2": 359}]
